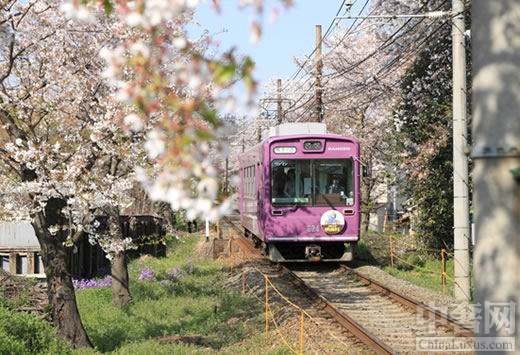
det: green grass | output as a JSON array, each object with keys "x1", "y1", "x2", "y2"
[
  {"x1": 75, "y1": 235, "x2": 269, "y2": 353},
  {"x1": 384, "y1": 257, "x2": 455, "y2": 295}
]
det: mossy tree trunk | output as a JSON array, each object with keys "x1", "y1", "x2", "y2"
[
  {"x1": 105, "y1": 205, "x2": 131, "y2": 306},
  {"x1": 31, "y1": 198, "x2": 92, "y2": 348}
]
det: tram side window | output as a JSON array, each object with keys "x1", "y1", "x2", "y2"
[{"x1": 244, "y1": 165, "x2": 256, "y2": 198}]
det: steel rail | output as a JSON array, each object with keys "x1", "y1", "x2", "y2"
[
  {"x1": 341, "y1": 265, "x2": 474, "y2": 338},
  {"x1": 221, "y1": 216, "x2": 261, "y2": 256},
  {"x1": 280, "y1": 265, "x2": 394, "y2": 355},
  {"x1": 221, "y1": 217, "x2": 408, "y2": 353},
  {"x1": 223, "y1": 223, "x2": 394, "y2": 353}
]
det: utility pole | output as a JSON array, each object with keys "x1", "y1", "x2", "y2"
[
  {"x1": 277, "y1": 78, "x2": 283, "y2": 124},
  {"x1": 256, "y1": 112, "x2": 264, "y2": 143},
  {"x1": 472, "y1": 0, "x2": 520, "y2": 350},
  {"x1": 451, "y1": 0, "x2": 470, "y2": 301},
  {"x1": 224, "y1": 157, "x2": 229, "y2": 194},
  {"x1": 257, "y1": 120, "x2": 262, "y2": 142},
  {"x1": 315, "y1": 25, "x2": 323, "y2": 123}
]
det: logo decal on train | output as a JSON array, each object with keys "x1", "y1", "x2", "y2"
[{"x1": 320, "y1": 210, "x2": 345, "y2": 235}]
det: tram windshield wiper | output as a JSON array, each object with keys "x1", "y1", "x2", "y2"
[{"x1": 316, "y1": 193, "x2": 336, "y2": 210}]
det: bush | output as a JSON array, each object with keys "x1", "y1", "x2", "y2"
[
  {"x1": 396, "y1": 253, "x2": 426, "y2": 271},
  {"x1": 0, "y1": 305, "x2": 72, "y2": 354},
  {"x1": 0, "y1": 278, "x2": 36, "y2": 311},
  {"x1": 354, "y1": 242, "x2": 377, "y2": 263}
]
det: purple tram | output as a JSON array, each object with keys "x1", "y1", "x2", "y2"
[{"x1": 238, "y1": 123, "x2": 360, "y2": 262}]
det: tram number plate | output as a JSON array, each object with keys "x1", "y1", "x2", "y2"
[{"x1": 306, "y1": 224, "x2": 320, "y2": 233}]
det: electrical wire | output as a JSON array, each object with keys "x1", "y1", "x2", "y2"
[
  {"x1": 268, "y1": 0, "x2": 454, "y2": 125},
  {"x1": 320, "y1": 0, "x2": 451, "y2": 108},
  {"x1": 280, "y1": 0, "x2": 354, "y2": 92},
  {"x1": 283, "y1": 0, "x2": 428, "y2": 115},
  {"x1": 282, "y1": 0, "x2": 372, "y2": 116}
]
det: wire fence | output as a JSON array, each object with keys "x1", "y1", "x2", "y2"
[{"x1": 366, "y1": 216, "x2": 471, "y2": 297}]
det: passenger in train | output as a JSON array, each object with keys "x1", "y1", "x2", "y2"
[
  {"x1": 273, "y1": 168, "x2": 287, "y2": 198},
  {"x1": 284, "y1": 169, "x2": 296, "y2": 197}
]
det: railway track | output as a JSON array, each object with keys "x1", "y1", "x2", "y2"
[
  {"x1": 288, "y1": 265, "x2": 474, "y2": 354},
  {"x1": 221, "y1": 216, "x2": 475, "y2": 354}
]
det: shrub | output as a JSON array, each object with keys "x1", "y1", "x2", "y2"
[
  {"x1": 396, "y1": 253, "x2": 426, "y2": 271},
  {"x1": 0, "y1": 305, "x2": 72, "y2": 354},
  {"x1": 354, "y1": 242, "x2": 377, "y2": 263}
]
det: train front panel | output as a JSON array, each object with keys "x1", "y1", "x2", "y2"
[{"x1": 261, "y1": 134, "x2": 360, "y2": 261}]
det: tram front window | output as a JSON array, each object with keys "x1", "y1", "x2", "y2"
[
  {"x1": 271, "y1": 160, "x2": 311, "y2": 205},
  {"x1": 271, "y1": 159, "x2": 354, "y2": 206},
  {"x1": 313, "y1": 159, "x2": 355, "y2": 206}
]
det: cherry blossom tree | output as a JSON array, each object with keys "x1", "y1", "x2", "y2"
[
  {"x1": 0, "y1": 0, "x2": 151, "y2": 345},
  {"x1": 1, "y1": 0, "x2": 292, "y2": 348},
  {"x1": 392, "y1": 4, "x2": 472, "y2": 249}
]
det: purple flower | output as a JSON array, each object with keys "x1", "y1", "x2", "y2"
[
  {"x1": 73, "y1": 275, "x2": 112, "y2": 290},
  {"x1": 138, "y1": 267, "x2": 155, "y2": 281}
]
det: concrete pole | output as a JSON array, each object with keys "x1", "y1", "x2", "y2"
[
  {"x1": 472, "y1": 0, "x2": 520, "y2": 350},
  {"x1": 452, "y1": 0, "x2": 470, "y2": 301},
  {"x1": 315, "y1": 25, "x2": 323, "y2": 123},
  {"x1": 277, "y1": 78, "x2": 283, "y2": 124}
]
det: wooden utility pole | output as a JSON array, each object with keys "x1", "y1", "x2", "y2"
[
  {"x1": 315, "y1": 25, "x2": 323, "y2": 122},
  {"x1": 451, "y1": 0, "x2": 470, "y2": 301},
  {"x1": 277, "y1": 78, "x2": 283, "y2": 124},
  {"x1": 224, "y1": 157, "x2": 229, "y2": 194},
  {"x1": 257, "y1": 118, "x2": 262, "y2": 142},
  {"x1": 472, "y1": 0, "x2": 520, "y2": 351}
]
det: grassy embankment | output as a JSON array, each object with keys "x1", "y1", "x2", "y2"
[
  {"x1": 384, "y1": 258, "x2": 455, "y2": 295},
  {"x1": 356, "y1": 236, "x2": 457, "y2": 296},
  {"x1": 0, "y1": 234, "x2": 290, "y2": 354},
  {"x1": 74, "y1": 235, "x2": 289, "y2": 354}
]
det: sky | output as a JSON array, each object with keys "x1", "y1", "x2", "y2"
[{"x1": 192, "y1": 0, "x2": 355, "y2": 92}]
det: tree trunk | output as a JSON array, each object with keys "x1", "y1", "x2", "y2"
[
  {"x1": 361, "y1": 207, "x2": 371, "y2": 234},
  {"x1": 361, "y1": 179, "x2": 373, "y2": 234},
  {"x1": 155, "y1": 201, "x2": 176, "y2": 233},
  {"x1": 32, "y1": 198, "x2": 92, "y2": 348},
  {"x1": 105, "y1": 205, "x2": 131, "y2": 306}
]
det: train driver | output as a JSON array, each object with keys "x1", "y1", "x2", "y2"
[{"x1": 328, "y1": 178, "x2": 342, "y2": 194}]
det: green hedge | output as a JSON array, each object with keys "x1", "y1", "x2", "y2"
[{"x1": 0, "y1": 305, "x2": 71, "y2": 355}]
